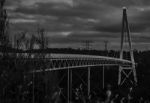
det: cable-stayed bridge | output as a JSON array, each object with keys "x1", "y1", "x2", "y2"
[{"x1": 0, "y1": 5, "x2": 138, "y2": 103}]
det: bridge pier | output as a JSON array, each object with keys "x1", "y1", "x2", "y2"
[
  {"x1": 70, "y1": 69, "x2": 72, "y2": 102},
  {"x1": 88, "y1": 67, "x2": 91, "y2": 97},
  {"x1": 102, "y1": 66, "x2": 105, "y2": 89},
  {"x1": 67, "y1": 68, "x2": 69, "y2": 103},
  {"x1": 67, "y1": 68, "x2": 72, "y2": 103},
  {"x1": 32, "y1": 69, "x2": 35, "y2": 103},
  {"x1": 118, "y1": 66, "x2": 137, "y2": 85}
]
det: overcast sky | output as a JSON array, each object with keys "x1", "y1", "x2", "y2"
[{"x1": 5, "y1": 0, "x2": 150, "y2": 50}]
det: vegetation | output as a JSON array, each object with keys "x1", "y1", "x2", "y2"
[
  {"x1": 1, "y1": 0, "x2": 150, "y2": 102},
  {"x1": 1, "y1": 48, "x2": 150, "y2": 102}
]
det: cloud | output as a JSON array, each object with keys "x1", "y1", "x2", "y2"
[
  {"x1": 6, "y1": 0, "x2": 150, "y2": 50},
  {"x1": 10, "y1": 18, "x2": 37, "y2": 23}
]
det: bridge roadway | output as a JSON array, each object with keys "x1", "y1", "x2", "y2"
[{"x1": 12, "y1": 53, "x2": 134, "y2": 72}]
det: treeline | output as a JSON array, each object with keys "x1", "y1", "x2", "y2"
[{"x1": 1, "y1": 48, "x2": 150, "y2": 102}]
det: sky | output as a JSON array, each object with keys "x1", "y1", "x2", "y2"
[{"x1": 4, "y1": 0, "x2": 150, "y2": 50}]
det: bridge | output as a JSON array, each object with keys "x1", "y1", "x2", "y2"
[
  {"x1": 0, "y1": 4, "x2": 138, "y2": 103},
  {"x1": 13, "y1": 53, "x2": 134, "y2": 72}
]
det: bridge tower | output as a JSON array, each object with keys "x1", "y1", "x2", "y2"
[{"x1": 118, "y1": 7, "x2": 137, "y2": 86}]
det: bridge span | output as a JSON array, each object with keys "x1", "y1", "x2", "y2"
[{"x1": 21, "y1": 53, "x2": 134, "y2": 72}]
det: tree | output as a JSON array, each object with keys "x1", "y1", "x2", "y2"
[
  {"x1": 0, "y1": 0, "x2": 9, "y2": 47},
  {"x1": 37, "y1": 27, "x2": 48, "y2": 49}
]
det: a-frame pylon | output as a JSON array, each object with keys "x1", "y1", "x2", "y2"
[{"x1": 118, "y1": 7, "x2": 137, "y2": 86}]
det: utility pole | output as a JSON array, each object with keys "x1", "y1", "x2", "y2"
[
  {"x1": 82, "y1": 40, "x2": 93, "y2": 50},
  {"x1": 102, "y1": 40, "x2": 108, "y2": 89},
  {"x1": 104, "y1": 40, "x2": 108, "y2": 51},
  {"x1": 83, "y1": 40, "x2": 93, "y2": 97}
]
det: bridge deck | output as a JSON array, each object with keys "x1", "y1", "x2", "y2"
[{"x1": 2, "y1": 53, "x2": 134, "y2": 72}]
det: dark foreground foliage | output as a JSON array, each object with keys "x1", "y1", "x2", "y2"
[{"x1": 0, "y1": 48, "x2": 150, "y2": 103}]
